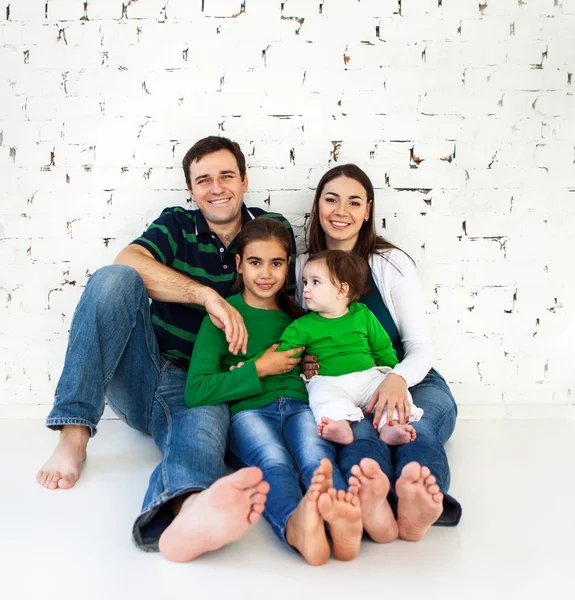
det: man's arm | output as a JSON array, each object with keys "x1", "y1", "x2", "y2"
[{"x1": 114, "y1": 244, "x2": 247, "y2": 355}]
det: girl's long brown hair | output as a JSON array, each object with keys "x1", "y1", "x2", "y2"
[
  {"x1": 236, "y1": 218, "x2": 305, "y2": 320},
  {"x1": 306, "y1": 164, "x2": 413, "y2": 267}
]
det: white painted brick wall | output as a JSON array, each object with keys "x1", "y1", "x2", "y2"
[{"x1": 1, "y1": 0, "x2": 574, "y2": 419}]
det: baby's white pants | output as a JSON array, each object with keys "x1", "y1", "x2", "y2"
[{"x1": 304, "y1": 367, "x2": 423, "y2": 432}]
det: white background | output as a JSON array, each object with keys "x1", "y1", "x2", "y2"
[{"x1": 1, "y1": 0, "x2": 574, "y2": 418}]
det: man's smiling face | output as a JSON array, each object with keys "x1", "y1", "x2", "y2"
[{"x1": 188, "y1": 148, "x2": 248, "y2": 230}]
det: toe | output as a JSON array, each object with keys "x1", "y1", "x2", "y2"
[
  {"x1": 425, "y1": 474, "x2": 437, "y2": 486},
  {"x1": 348, "y1": 475, "x2": 361, "y2": 488},
  {"x1": 427, "y1": 484, "x2": 440, "y2": 495},
  {"x1": 399, "y1": 462, "x2": 421, "y2": 483},
  {"x1": 231, "y1": 466, "x2": 264, "y2": 489},
  {"x1": 58, "y1": 475, "x2": 76, "y2": 489},
  {"x1": 248, "y1": 510, "x2": 262, "y2": 525},
  {"x1": 420, "y1": 466, "x2": 431, "y2": 479},
  {"x1": 348, "y1": 485, "x2": 360, "y2": 497},
  {"x1": 359, "y1": 457, "x2": 381, "y2": 478},
  {"x1": 250, "y1": 492, "x2": 268, "y2": 504}
]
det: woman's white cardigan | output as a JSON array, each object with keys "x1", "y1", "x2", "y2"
[{"x1": 295, "y1": 250, "x2": 434, "y2": 389}]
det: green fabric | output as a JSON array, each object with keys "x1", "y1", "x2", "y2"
[
  {"x1": 185, "y1": 294, "x2": 308, "y2": 415},
  {"x1": 278, "y1": 302, "x2": 398, "y2": 376}
]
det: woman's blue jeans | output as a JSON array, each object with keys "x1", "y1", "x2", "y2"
[
  {"x1": 227, "y1": 398, "x2": 347, "y2": 546},
  {"x1": 45, "y1": 265, "x2": 230, "y2": 551},
  {"x1": 335, "y1": 369, "x2": 462, "y2": 526}
]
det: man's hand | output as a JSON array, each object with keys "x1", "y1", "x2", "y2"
[
  {"x1": 255, "y1": 344, "x2": 304, "y2": 378},
  {"x1": 204, "y1": 293, "x2": 248, "y2": 355},
  {"x1": 365, "y1": 373, "x2": 409, "y2": 429},
  {"x1": 301, "y1": 354, "x2": 319, "y2": 379}
]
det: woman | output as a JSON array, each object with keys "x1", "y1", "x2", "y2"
[{"x1": 297, "y1": 164, "x2": 462, "y2": 535}]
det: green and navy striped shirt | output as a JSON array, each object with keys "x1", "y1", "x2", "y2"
[{"x1": 131, "y1": 204, "x2": 296, "y2": 370}]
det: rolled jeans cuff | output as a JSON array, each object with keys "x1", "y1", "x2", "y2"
[
  {"x1": 132, "y1": 484, "x2": 209, "y2": 552},
  {"x1": 45, "y1": 417, "x2": 98, "y2": 438}
]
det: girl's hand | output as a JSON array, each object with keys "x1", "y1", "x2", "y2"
[
  {"x1": 301, "y1": 354, "x2": 319, "y2": 378},
  {"x1": 365, "y1": 373, "x2": 409, "y2": 429},
  {"x1": 255, "y1": 345, "x2": 304, "y2": 378}
]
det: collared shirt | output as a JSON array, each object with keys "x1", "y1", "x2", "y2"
[{"x1": 131, "y1": 204, "x2": 296, "y2": 370}]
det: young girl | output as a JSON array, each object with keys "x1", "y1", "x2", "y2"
[
  {"x1": 185, "y1": 217, "x2": 362, "y2": 566},
  {"x1": 279, "y1": 250, "x2": 423, "y2": 447}
]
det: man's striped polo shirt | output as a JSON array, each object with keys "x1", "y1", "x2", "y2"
[{"x1": 131, "y1": 204, "x2": 296, "y2": 371}]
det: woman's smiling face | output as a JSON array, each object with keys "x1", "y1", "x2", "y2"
[{"x1": 318, "y1": 176, "x2": 371, "y2": 251}]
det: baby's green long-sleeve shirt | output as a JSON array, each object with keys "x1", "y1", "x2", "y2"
[
  {"x1": 278, "y1": 302, "x2": 398, "y2": 376},
  {"x1": 185, "y1": 294, "x2": 307, "y2": 415}
]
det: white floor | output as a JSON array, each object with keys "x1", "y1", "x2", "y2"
[{"x1": 4, "y1": 419, "x2": 575, "y2": 600}]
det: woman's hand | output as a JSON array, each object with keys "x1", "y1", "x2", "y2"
[
  {"x1": 301, "y1": 354, "x2": 319, "y2": 378},
  {"x1": 255, "y1": 345, "x2": 304, "y2": 378},
  {"x1": 365, "y1": 373, "x2": 410, "y2": 429}
]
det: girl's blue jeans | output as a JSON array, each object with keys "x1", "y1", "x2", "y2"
[
  {"x1": 45, "y1": 265, "x2": 230, "y2": 551},
  {"x1": 227, "y1": 398, "x2": 347, "y2": 546}
]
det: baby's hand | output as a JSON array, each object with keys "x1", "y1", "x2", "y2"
[{"x1": 229, "y1": 362, "x2": 245, "y2": 371}]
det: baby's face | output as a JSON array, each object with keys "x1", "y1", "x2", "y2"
[{"x1": 302, "y1": 260, "x2": 344, "y2": 313}]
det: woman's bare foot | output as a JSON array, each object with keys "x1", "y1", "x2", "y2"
[
  {"x1": 318, "y1": 488, "x2": 363, "y2": 561},
  {"x1": 379, "y1": 422, "x2": 416, "y2": 446},
  {"x1": 36, "y1": 425, "x2": 90, "y2": 490},
  {"x1": 158, "y1": 467, "x2": 269, "y2": 562},
  {"x1": 317, "y1": 417, "x2": 354, "y2": 445},
  {"x1": 396, "y1": 462, "x2": 443, "y2": 541},
  {"x1": 286, "y1": 458, "x2": 333, "y2": 566},
  {"x1": 348, "y1": 458, "x2": 398, "y2": 543}
]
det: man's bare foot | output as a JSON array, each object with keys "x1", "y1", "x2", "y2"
[
  {"x1": 348, "y1": 458, "x2": 398, "y2": 543},
  {"x1": 318, "y1": 488, "x2": 363, "y2": 561},
  {"x1": 158, "y1": 467, "x2": 269, "y2": 562},
  {"x1": 36, "y1": 425, "x2": 89, "y2": 490},
  {"x1": 396, "y1": 462, "x2": 443, "y2": 541},
  {"x1": 286, "y1": 458, "x2": 334, "y2": 566},
  {"x1": 317, "y1": 417, "x2": 354, "y2": 445},
  {"x1": 379, "y1": 422, "x2": 416, "y2": 446}
]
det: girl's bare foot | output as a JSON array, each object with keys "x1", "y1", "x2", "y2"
[
  {"x1": 286, "y1": 459, "x2": 333, "y2": 566},
  {"x1": 158, "y1": 467, "x2": 269, "y2": 562},
  {"x1": 379, "y1": 422, "x2": 416, "y2": 446},
  {"x1": 348, "y1": 458, "x2": 398, "y2": 543},
  {"x1": 36, "y1": 425, "x2": 90, "y2": 490},
  {"x1": 318, "y1": 488, "x2": 363, "y2": 561},
  {"x1": 396, "y1": 462, "x2": 443, "y2": 541},
  {"x1": 317, "y1": 417, "x2": 354, "y2": 445}
]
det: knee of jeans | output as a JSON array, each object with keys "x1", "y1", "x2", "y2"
[{"x1": 89, "y1": 265, "x2": 146, "y2": 303}]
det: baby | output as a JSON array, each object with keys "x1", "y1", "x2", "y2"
[{"x1": 278, "y1": 250, "x2": 423, "y2": 446}]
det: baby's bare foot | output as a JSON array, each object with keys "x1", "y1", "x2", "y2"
[
  {"x1": 286, "y1": 459, "x2": 332, "y2": 566},
  {"x1": 317, "y1": 417, "x2": 354, "y2": 445},
  {"x1": 396, "y1": 462, "x2": 443, "y2": 541},
  {"x1": 379, "y1": 423, "x2": 416, "y2": 446},
  {"x1": 158, "y1": 467, "x2": 269, "y2": 562},
  {"x1": 36, "y1": 425, "x2": 89, "y2": 490},
  {"x1": 318, "y1": 488, "x2": 363, "y2": 561},
  {"x1": 348, "y1": 458, "x2": 398, "y2": 543}
]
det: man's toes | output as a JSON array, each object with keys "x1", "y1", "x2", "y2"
[
  {"x1": 428, "y1": 484, "x2": 440, "y2": 495},
  {"x1": 255, "y1": 480, "x2": 270, "y2": 495},
  {"x1": 420, "y1": 466, "x2": 431, "y2": 479},
  {"x1": 248, "y1": 510, "x2": 262, "y2": 525},
  {"x1": 230, "y1": 466, "x2": 264, "y2": 489},
  {"x1": 425, "y1": 474, "x2": 436, "y2": 486},
  {"x1": 250, "y1": 492, "x2": 268, "y2": 505},
  {"x1": 336, "y1": 489, "x2": 346, "y2": 501},
  {"x1": 348, "y1": 485, "x2": 360, "y2": 497},
  {"x1": 58, "y1": 475, "x2": 76, "y2": 489}
]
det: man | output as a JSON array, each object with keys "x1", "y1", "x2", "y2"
[{"x1": 36, "y1": 136, "x2": 298, "y2": 562}]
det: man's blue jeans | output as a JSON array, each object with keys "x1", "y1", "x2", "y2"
[
  {"x1": 226, "y1": 397, "x2": 347, "y2": 546},
  {"x1": 335, "y1": 369, "x2": 462, "y2": 526},
  {"x1": 45, "y1": 265, "x2": 230, "y2": 551}
]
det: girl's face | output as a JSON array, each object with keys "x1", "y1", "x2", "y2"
[
  {"x1": 318, "y1": 176, "x2": 371, "y2": 251},
  {"x1": 236, "y1": 238, "x2": 290, "y2": 309}
]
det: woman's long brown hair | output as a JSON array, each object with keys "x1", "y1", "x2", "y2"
[
  {"x1": 236, "y1": 218, "x2": 305, "y2": 320},
  {"x1": 306, "y1": 164, "x2": 413, "y2": 267}
]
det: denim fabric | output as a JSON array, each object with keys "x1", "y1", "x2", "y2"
[
  {"x1": 227, "y1": 397, "x2": 346, "y2": 545},
  {"x1": 336, "y1": 369, "x2": 462, "y2": 526},
  {"x1": 46, "y1": 265, "x2": 230, "y2": 550}
]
